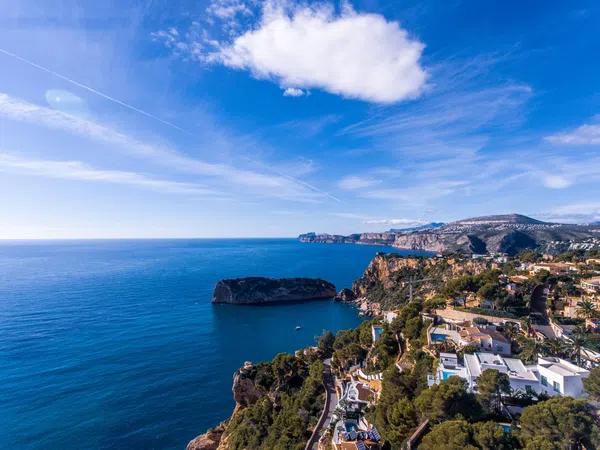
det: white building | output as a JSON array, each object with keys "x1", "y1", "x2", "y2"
[
  {"x1": 432, "y1": 352, "x2": 590, "y2": 398},
  {"x1": 581, "y1": 277, "x2": 600, "y2": 294},
  {"x1": 384, "y1": 311, "x2": 398, "y2": 324},
  {"x1": 537, "y1": 356, "x2": 590, "y2": 397}
]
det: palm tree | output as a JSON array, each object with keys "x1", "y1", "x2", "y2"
[
  {"x1": 503, "y1": 321, "x2": 520, "y2": 340},
  {"x1": 518, "y1": 337, "x2": 546, "y2": 364},
  {"x1": 577, "y1": 299, "x2": 598, "y2": 319},
  {"x1": 544, "y1": 338, "x2": 568, "y2": 358},
  {"x1": 522, "y1": 317, "x2": 533, "y2": 337},
  {"x1": 570, "y1": 327, "x2": 588, "y2": 366}
]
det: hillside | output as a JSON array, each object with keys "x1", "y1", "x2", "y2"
[{"x1": 299, "y1": 214, "x2": 600, "y2": 255}]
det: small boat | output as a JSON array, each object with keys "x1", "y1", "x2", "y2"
[{"x1": 295, "y1": 326, "x2": 302, "y2": 331}]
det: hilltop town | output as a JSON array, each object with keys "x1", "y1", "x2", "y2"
[{"x1": 188, "y1": 247, "x2": 600, "y2": 450}]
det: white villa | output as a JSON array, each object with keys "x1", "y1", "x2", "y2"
[{"x1": 431, "y1": 352, "x2": 590, "y2": 398}]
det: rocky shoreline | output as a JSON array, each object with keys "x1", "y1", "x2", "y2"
[
  {"x1": 186, "y1": 361, "x2": 263, "y2": 450},
  {"x1": 187, "y1": 254, "x2": 454, "y2": 449}
]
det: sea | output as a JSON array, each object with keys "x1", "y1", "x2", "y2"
[{"x1": 0, "y1": 239, "x2": 424, "y2": 449}]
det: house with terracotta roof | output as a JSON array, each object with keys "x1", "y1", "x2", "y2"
[
  {"x1": 530, "y1": 262, "x2": 579, "y2": 276},
  {"x1": 459, "y1": 326, "x2": 511, "y2": 355},
  {"x1": 428, "y1": 323, "x2": 512, "y2": 355}
]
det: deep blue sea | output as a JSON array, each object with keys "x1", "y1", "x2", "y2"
[{"x1": 0, "y1": 239, "x2": 421, "y2": 449}]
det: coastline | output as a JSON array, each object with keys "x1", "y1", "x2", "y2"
[
  {"x1": 1, "y1": 239, "x2": 376, "y2": 450},
  {"x1": 186, "y1": 262, "x2": 382, "y2": 450}
]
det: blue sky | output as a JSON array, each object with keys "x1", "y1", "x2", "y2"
[{"x1": 0, "y1": 0, "x2": 599, "y2": 238}]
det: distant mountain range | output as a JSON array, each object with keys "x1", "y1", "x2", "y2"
[{"x1": 299, "y1": 214, "x2": 600, "y2": 255}]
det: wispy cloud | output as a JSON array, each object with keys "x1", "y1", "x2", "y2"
[
  {"x1": 0, "y1": 151, "x2": 219, "y2": 195},
  {"x1": 537, "y1": 202, "x2": 600, "y2": 224},
  {"x1": 0, "y1": 47, "x2": 188, "y2": 133},
  {"x1": 329, "y1": 212, "x2": 425, "y2": 227},
  {"x1": 361, "y1": 180, "x2": 470, "y2": 202},
  {"x1": 338, "y1": 175, "x2": 380, "y2": 190},
  {"x1": 363, "y1": 218, "x2": 426, "y2": 226},
  {"x1": 341, "y1": 82, "x2": 532, "y2": 141},
  {"x1": 545, "y1": 118, "x2": 600, "y2": 145},
  {"x1": 328, "y1": 53, "x2": 541, "y2": 206},
  {"x1": 0, "y1": 92, "x2": 335, "y2": 202}
]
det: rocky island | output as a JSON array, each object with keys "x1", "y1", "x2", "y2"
[{"x1": 212, "y1": 277, "x2": 336, "y2": 304}]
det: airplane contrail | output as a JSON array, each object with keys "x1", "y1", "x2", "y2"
[
  {"x1": 0, "y1": 47, "x2": 340, "y2": 202},
  {"x1": 0, "y1": 47, "x2": 189, "y2": 134}
]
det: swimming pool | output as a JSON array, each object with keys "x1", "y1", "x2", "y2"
[
  {"x1": 431, "y1": 333, "x2": 448, "y2": 342},
  {"x1": 345, "y1": 421, "x2": 359, "y2": 432}
]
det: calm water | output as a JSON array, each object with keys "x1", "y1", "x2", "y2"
[{"x1": 0, "y1": 239, "x2": 421, "y2": 449}]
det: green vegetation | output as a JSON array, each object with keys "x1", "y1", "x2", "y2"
[
  {"x1": 370, "y1": 355, "x2": 434, "y2": 447},
  {"x1": 518, "y1": 250, "x2": 542, "y2": 263},
  {"x1": 330, "y1": 322, "x2": 371, "y2": 374},
  {"x1": 223, "y1": 249, "x2": 600, "y2": 450},
  {"x1": 519, "y1": 397, "x2": 599, "y2": 449},
  {"x1": 225, "y1": 354, "x2": 324, "y2": 450},
  {"x1": 475, "y1": 369, "x2": 511, "y2": 414},
  {"x1": 420, "y1": 420, "x2": 518, "y2": 450},
  {"x1": 583, "y1": 366, "x2": 600, "y2": 401},
  {"x1": 442, "y1": 269, "x2": 501, "y2": 298},
  {"x1": 317, "y1": 330, "x2": 335, "y2": 357},
  {"x1": 417, "y1": 396, "x2": 600, "y2": 450},
  {"x1": 414, "y1": 377, "x2": 482, "y2": 423}
]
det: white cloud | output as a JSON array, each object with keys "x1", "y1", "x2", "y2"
[
  {"x1": 546, "y1": 121, "x2": 600, "y2": 145},
  {"x1": 0, "y1": 92, "x2": 333, "y2": 202},
  {"x1": 207, "y1": 0, "x2": 254, "y2": 20},
  {"x1": 283, "y1": 87, "x2": 307, "y2": 97},
  {"x1": 541, "y1": 174, "x2": 572, "y2": 189},
  {"x1": 338, "y1": 175, "x2": 379, "y2": 190},
  {"x1": 361, "y1": 180, "x2": 470, "y2": 202},
  {"x1": 162, "y1": 1, "x2": 427, "y2": 103},
  {"x1": 0, "y1": 152, "x2": 218, "y2": 195}
]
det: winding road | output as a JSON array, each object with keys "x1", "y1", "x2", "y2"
[{"x1": 305, "y1": 359, "x2": 338, "y2": 450}]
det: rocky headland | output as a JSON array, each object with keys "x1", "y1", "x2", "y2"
[
  {"x1": 187, "y1": 356, "x2": 325, "y2": 450},
  {"x1": 186, "y1": 361, "x2": 263, "y2": 450},
  {"x1": 212, "y1": 277, "x2": 336, "y2": 304},
  {"x1": 299, "y1": 214, "x2": 600, "y2": 256}
]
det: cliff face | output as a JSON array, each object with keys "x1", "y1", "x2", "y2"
[
  {"x1": 186, "y1": 424, "x2": 226, "y2": 450},
  {"x1": 298, "y1": 232, "x2": 394, "y2": 246},
  {"x1": 231, "y1": 362, "x2": 264, "y2": 407},
  {"x1": 188, "y1": 356, "x2": 324, "y2": 450},
  {"x1": 212, "y1": 277, "x2": 336, "y2": 304},
  {"x1": 300, "y1": 214, "x2": 600, "y2": 256},
  {"x1": 352, "y1": 253, "x2": 490, "y2": 308},
  {"x1": 392, "y1": 232, "x2": 449, "y2": 253},
  {"x1": 298, "y1": 232, "x2": 360, "y2": 244},
  {"x1": 186, "y1": 362, "x2": 266, "y2": 450}
]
